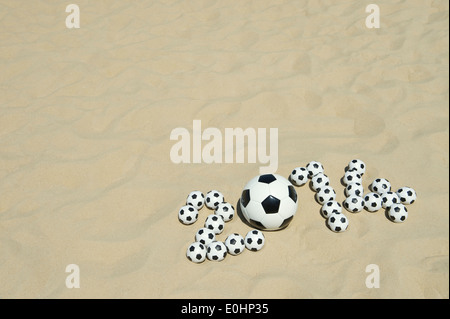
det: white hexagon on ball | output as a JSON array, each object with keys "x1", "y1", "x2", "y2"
[{"x1": 239, "y1": 174, "x2": 298, "y2": 231}]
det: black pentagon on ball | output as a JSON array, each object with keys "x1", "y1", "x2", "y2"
[
  {"x1": 261, "y1": 195, "x2": 281, "y2": 214},
  {"x1": 241, "y1": 189, "x2": 251, "y2": 207},
  {"x1": 288, "y1": 185, "x2": 297, "y2": 203},
  {"x1": 258, "y1": 174, "x2": 277, "y2": 184}
]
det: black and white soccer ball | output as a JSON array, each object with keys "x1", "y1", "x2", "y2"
[
  {"x1": 387, "y1": 203, "x2": 408, "y2": 223},
  {"x1": 381, "y1": 191, "x2": 400, "y2": 209},
  {"x1": 370, "y1": 178, "x2": 391, "y2": 194},
  {"x1": 178, "y1": 205, "x2": 199, "y2": 225},
  {"x1": 240, "y1": 174, "x2": 298, "y2": 231},
  {"x1": 186, "y1": 190, "x2": 205, "y2": 210},
  {"x1": 315, "y1": 186, "x2": 336, "y2": 205},
  {"x1": 364, "y1": 192, "x2": 383, "y2": 212},
  {"x1": 195, "y1": 227, "x2": 216, "y2": 246},
  {"x1": 289, "y1": 167, "x2": 309, "y2": 186},
  {"x1": 186, "y1": 242, "x2": 207, "y2": 263},
  {"x1": 306, "y1": 161, "x2": 324, "y2": 178},
  {"x1": 343, "y1": 195, "x2": 365, "y2": 213},
  {"x1": 206, "y1": 241, "x2": 227, "y2": 261},
  {"x1": 204, "y1": 214, "x2": 225, "y2": 234},
  {"x1": 342, "y1": 170, "x2": 362, "y2": 186},
  {"x1": 225, "y1": 233, "x2": 245, "y2": 255},
  {"x1": 214, "y1": 202, "x2": 235, "y2": 222},
  {"x1": 327, "y1": 212, "x2": 349, "y2": 233},
  {"x1": 321, "y1": 200, "x2": 342, "y2": 218},
  {"x1": 396, "y1": 187, "x2": 417, "y2": 205},
  {"x1": 205, "y1": 190, "x2": 224, "y2": 209},
  {"x1": 310, "y1": 172, "x2": 330, "y2": 192},
  {"x1": 344, "y1": 182, "x2": 364, "y2": 197},
  {"x1": 347, "y1": 159, "x2": 366, "y2": 176},
  {"x1": 244, "y1": 229, "x2": 265, "y2": 251}
]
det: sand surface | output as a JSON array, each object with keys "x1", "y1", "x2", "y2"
[{"x1": 0, "y1": 0, "x2": 448, "y2": 298}]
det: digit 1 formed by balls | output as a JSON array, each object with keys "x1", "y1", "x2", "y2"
[
  {"x1": 387, "y1": 203, "x2": 408, "y2": 223},
  {"x1": 186, "y1": 242, "x2": 207, "y2": 263},
  {"x1": 206, "y1": 241, "x2": 227, "y2": 261},
  {"x1": 245, "y1": 229, "x2": 265, "y2": 251},
  {"x1": 327, "y1": 212, "x2": 349, "y2": 233},
  {"x1": 396, "y1": 186, "x2": 417, "y2": 205},
  {"x1": 186, "y1": 190, "x2": 205, "y2": 210},
  {"x1": 178, "y1": 205, "x2": 199, "y2": 225},
  {"x1": 289, "y1": 167, "x2": 309, "y2": 186},
  {"x1": 225, "y1": 233, "x2": 245, "y2": 256}
]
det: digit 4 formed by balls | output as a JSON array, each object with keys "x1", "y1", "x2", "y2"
[{"x1": 244, "y1": 229, "x2": 265, "y2": 251}]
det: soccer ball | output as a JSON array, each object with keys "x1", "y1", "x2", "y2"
[
  {"x1": 381, "y1": 191, "x2": 400, "y2": 209},
  {"x1": 186, "y1": 242, "x2": 207, "y2": 263},
  {"x1": 310, "y1": 173, "x2": 330, "y2": 192},
  {"x1": 396, "y1": 187, "x2": 417, "y2": 205},
  {"x1": 344, "y1": 182, "x2": 364, "y2": 197},
  {"x1": 321, "y1": 200, "x2": 342, "y2": 218},
  {"x1": 240, "y1": 174, "x2": 298, "y2": 231},
  {"x1": 206, "y1": 241, "x2": 227, "y2": 261},
  {"x1": 364, "y1": 192, "x2": 383, "y2": 212},
  {"x1": 343, "y1": 195, "x2": 365, "y2": 213},
  {"x1": 214, "y1": 202, "x2": 235, "y2": 222},
  {"x1": 186, "y1": 190, "x2": 205, "y2": 210},
  {"x1": 225, "y1": 233, "x2": 245, "y2": 255},
  {"x1": 306, "y1": 161, "x2": 324, "y2": 178},
  {"x1": 178, "y1": 205, "x2": 199, "y2": 225},
  {"x1": 342, "y1": 170, "x2": 362, "y2": 186},
  {"x1": 370, "y1": 178, "x2": 391, "y2": 194},
  {"x1": 289, "y1": 167, "x2": 309, "y2": 186},
  {"x1": 195, "y1": 227, "x2": 216, "y2": 246},
  {"x1": 327, "y1": 212, "x2": 349, "y2": 233},
  {"x1": 245, "y1": 229, "x2": 265, "y2": 251},
  {"x1": 387, "y1": 203, "x2": 408, "y2": 223},
  {"x1": 204, "y1": 214, "x2": 225, "y2": 234},
  {"x1": 205, "y1": 190, "x2": 224, "y2": 209},
  {"x1": 347, "y1": 159, "x2": 366, "y2": 176},
  {"x1": 315, "y1": 186, "x2": 336, "y2": 205}
]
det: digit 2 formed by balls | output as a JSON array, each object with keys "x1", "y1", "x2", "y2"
[{"x1": 240, "y1": 174, "x2": 298, "y2": 231}]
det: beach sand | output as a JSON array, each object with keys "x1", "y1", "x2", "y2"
[{"x1": 0, "y1": 0, "x2": 448, "y2": 298}]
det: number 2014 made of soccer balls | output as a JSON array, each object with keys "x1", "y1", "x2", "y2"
[{"x1": 240, "y1": 174, "x2": 298, "y2": 231}]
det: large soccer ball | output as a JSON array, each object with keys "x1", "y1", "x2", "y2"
[{"x1": 240, "y1": 174, "x2": 298, "y2": 231}]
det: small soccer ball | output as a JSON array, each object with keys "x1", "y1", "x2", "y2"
[
  {"x1": 342, "y1": 170, "x2": 362, "y2": 186},
  {"x1": 364, "y1": 192, "x2": 383, "y2": 212},
  {"x1": 205, "y1": 190, "x2": 224, "y2": 209},
  {"x1": 396, "y1": 187, "x2": 417, "y2": 205},
  {"x1": 289, "y1": 167, "x2": 309, "y2": 186},
  {"x1": 186, "y1": 190, "x2": 205, "y2": 210},
  {"x1": 195, "y1": 227, "x2": 216, "y2": 246},
  {"x1": 178, "y1": 205, "x2": 199, "y2": 225},
  {"x1": 381, "y1": 191, "x2": 400, "y2": 209},
  {"x1": 321, "y1": 200, "x2": 342, "y2": 218},
  {"x1": 343, "y1": 195, "x2": 365, "y2": 213},
  {"x1": 186, "y1": 242, "x2": 207, "y2": 263},
  {"x1": 310, "y1": 173, "x2": 330, "y2": 192},
  {"x1": 344, "y1": 182, "x2": 364, "y2": 197},
  {"x1": 225, "y1": 233, "x2": 245, "y2": 256},
  {"x1": 370, "y1": 178, "x2": 392, "y2": 194},
  {"x1": 306, "y1": 161, "x2": 324, "y2": 178},
  {"x1": 240, "y1": 174, "x2": 298, "y2": 231},
  {"x1": 315, "y1": 186, "x2": 336, "y2": 205},
  {"x1": 244, "y1": 229, "x2": 265, "y2": 251},
  {"x1": 206, "y1": 241, "x2": 227, "y2": 261},
  {"x1": 347, "y1": 159, "x2": 366, "y2": 176},
  {"x1": 327, "y1": 212, "x2": 349, "y2": 233},
  {"x1": 387, "y1": 203, "x2": 408, "y2": 223},
  {"x1": 214, "y1": 202, "x2": 235, "y2": 222},
  {"x1": 204, "y1": 214, "x2": 225, "y2": 234}
]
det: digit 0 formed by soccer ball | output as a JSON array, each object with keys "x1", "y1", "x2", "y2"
[{"x1": 240, "y1": 174, "x2": 298, "y2": 231}]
